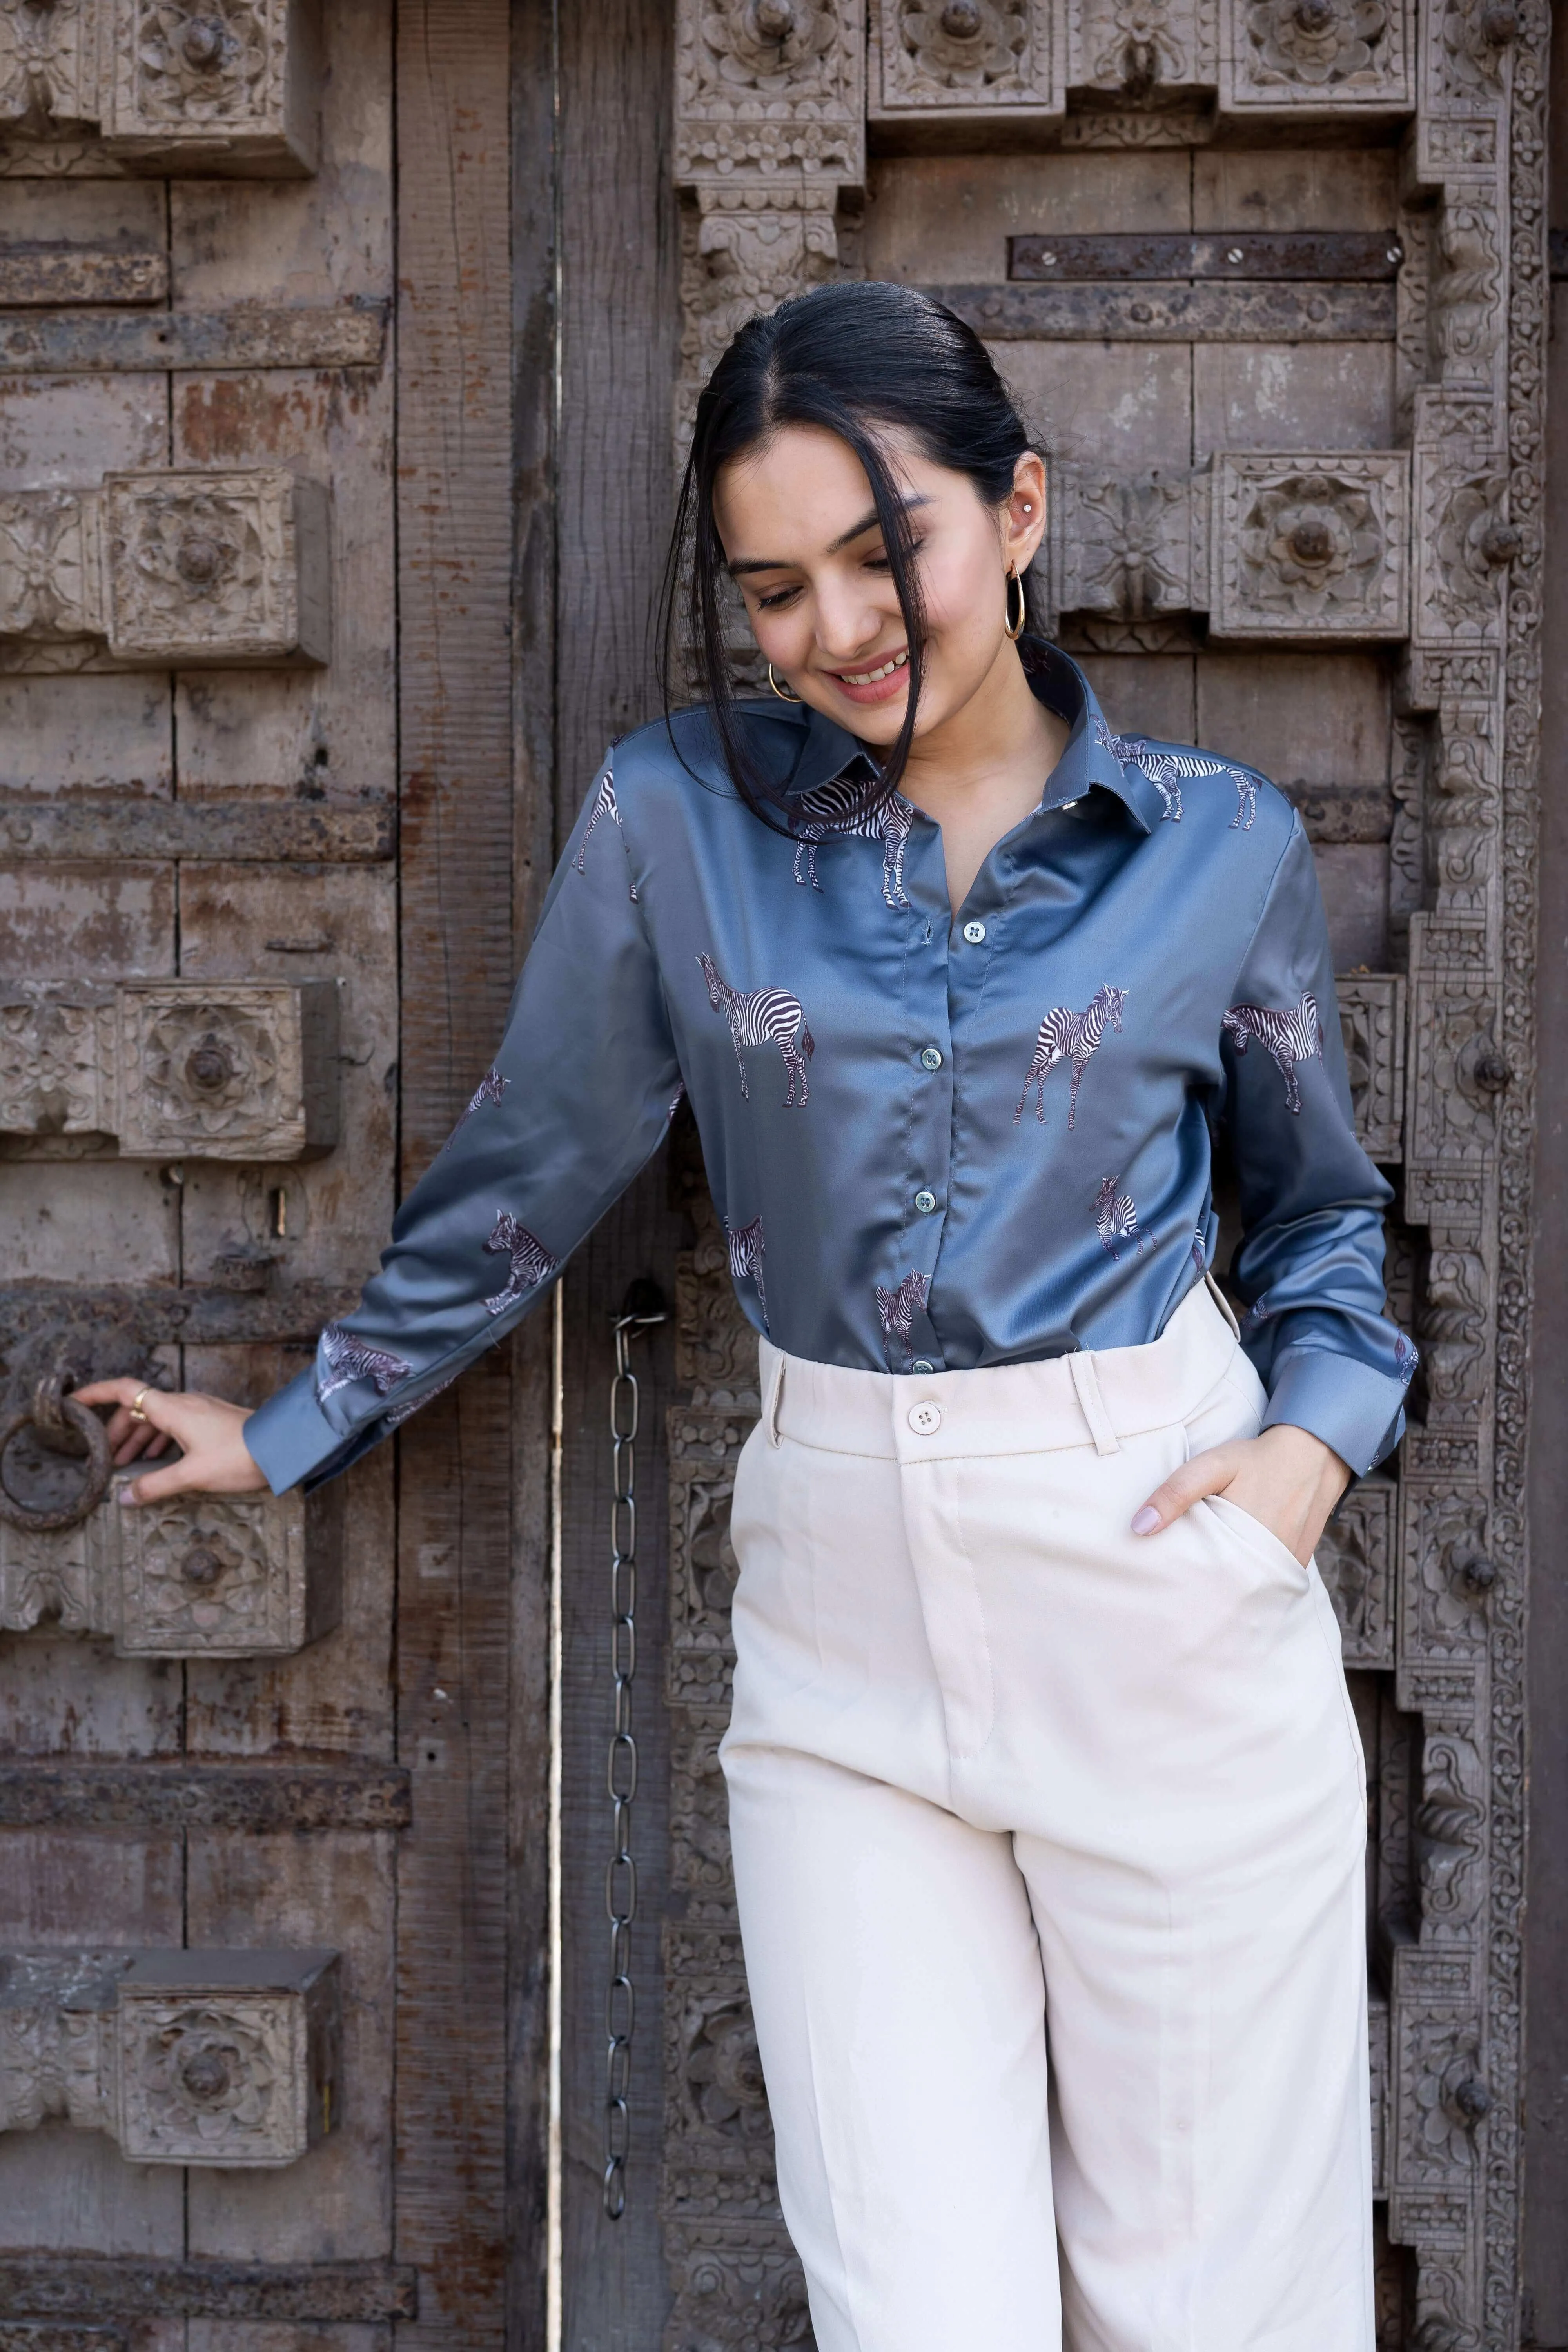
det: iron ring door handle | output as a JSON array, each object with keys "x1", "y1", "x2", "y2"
[{"x1": 0, "y1": 1378, "x2": 114, "y2": 1532}]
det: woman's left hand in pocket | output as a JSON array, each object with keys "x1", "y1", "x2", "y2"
[{"x1": 1129, "y1": 1423, "x2": 1352, "y2": 1566}]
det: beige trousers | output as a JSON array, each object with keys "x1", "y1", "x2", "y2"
[{"x1": 721, "y1": 1283, "x2": 1372, "y2": 2352}]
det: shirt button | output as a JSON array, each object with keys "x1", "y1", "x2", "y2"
[
  {"x1": 910, "y1": 1357, "x2": 935, "y2": 1374},
  {"x1": 919, "y1": 1045, "x2": 944, "y2": 1071},
  {"x1": 908, "y1": 1400, "x2": 942, "y2": 1436},
  {"x1": 962, "y1": 920, "x2": 987, "y2": 944},
  {"x1": 914, "y1": 1189, "x2": 937, "y2": 1214}
]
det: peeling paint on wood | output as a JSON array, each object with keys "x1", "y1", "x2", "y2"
[
  {"x1": 0, "y1": 252, "x2": 167, "y2": 306},
  {"x1": 0, "y1": 310, "x2": 386, "y2": 376}
]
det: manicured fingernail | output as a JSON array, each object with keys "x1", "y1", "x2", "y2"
[
  {"x1": 116, "y1": 1486, "x2": 140, "y2": 1508},
  {"x1": 1130, "y1": 1505, "x2": 1161, "y2": 1536}
]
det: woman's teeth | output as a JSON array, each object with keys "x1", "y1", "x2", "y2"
[{"x1": 839, "y1": 650, "x2": 909, "y2": 687}]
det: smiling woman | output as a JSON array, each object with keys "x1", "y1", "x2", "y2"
[{"x1": 80, "y1": 278, "x2": 1410, "y2": 2352}]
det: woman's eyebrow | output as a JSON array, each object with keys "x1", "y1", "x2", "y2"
[{"x1": 726, "y1": 495, "x2": 931, "y2": 576}]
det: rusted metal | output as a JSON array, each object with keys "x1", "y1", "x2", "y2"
[
  {"x1": 930, "y1": 281, "x2": 1395, "y2": 343},
  {"x1": 0, "y1": 1383, "x2": 111, "y2": 1533},
  {"x1": 0, "y1": 305, "x2": 387, "y2": 374},
  {"x1": 0, "y1": 798, "x2": 395, "y2": 863},
  {"x1": 1008, "y1": 231, "x2": 1403, "y2": 281},
  {"x1": 1283, "y1": 783, "x2": 1396, "y2": 844},
  {"x1": 0, "y1": 1283, "x2": 360, "y2": 1352},
  {"x1": 0, "y1": 2260, "x2": 418, "y2": 2324},
  {"x1": 0, "y1": 1759, "x2": 413, "y2": 1832},
  {"x1": 0, "y1": 250, "x2": 167, "y2": 306}
]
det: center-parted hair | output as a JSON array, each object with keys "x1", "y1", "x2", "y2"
[{"x1": 659, "y1": 279, "x2": 1047, "y2": 832}]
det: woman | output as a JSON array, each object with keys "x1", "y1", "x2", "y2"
[{"x1": 82, "y1": 282, "x2": 1410, "y2": 2351}]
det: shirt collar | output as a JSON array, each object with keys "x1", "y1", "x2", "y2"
[{"x1": 783, "y1": 641, "x2": 1162, "y2": 836}]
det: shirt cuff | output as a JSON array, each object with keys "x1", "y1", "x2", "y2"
[
  {"x1": 243, "y1": 1367, "x2": 354, "y2": 1495},
  {"x1": 1259, "y1": 1344, "x2": 1407, "y2": 1478}
]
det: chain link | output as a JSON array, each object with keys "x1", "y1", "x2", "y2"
[{"x1": 604, "y1": 1301, "x2": 665, "y2": 2220}]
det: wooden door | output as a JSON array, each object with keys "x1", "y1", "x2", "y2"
[{"x1": 552, "y1": 4, "x2": 1551, "y2": 2347}]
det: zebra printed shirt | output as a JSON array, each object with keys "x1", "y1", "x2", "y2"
[{"x1": 246, "y1": 643, "x2": 1412, "y2": 1495}]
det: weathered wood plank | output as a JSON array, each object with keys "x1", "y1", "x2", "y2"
[
  {"x1": 0, "y1": 2265, "x2": 417, "y2": 2324},
  {"x1": 0, "y1": 310, "x2": 386, "y2": 374},
  {"x1": 393, "y1": 7, "x2": 517, "y2": 2351},
  {"x1": 0, "y1": 803, "x2": 394, "y2": 862},
  {"x1": 0, "y1": 1759, "x2": 412, "y2": 1832}
]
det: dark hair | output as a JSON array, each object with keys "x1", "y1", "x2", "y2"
[{"x1": 659, "y1": 279, "x2": 1046, "y2": 831}]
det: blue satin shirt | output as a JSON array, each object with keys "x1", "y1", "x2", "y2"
[{"x1": 245, "y1": 644, "x2": 1414, "y2": 1494}]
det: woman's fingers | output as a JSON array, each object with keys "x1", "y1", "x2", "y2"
[
  {"x1": 71, "y1": 1380, "x2": 265, "y2": 1505},
  {"x1": 1130, "y1": 1444, "x2": 1241, "y2": 1535},
  {"x1": 118, "y1": 1454, "x2": 208, "y2": 1507}
]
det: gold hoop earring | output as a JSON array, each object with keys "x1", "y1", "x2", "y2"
[
  {"x1": 767, "y1": 662, "x2": 803, "y2": 703},
  {"x1": 1004, "y1": 564, "x2": 1027, "y2": 642}
]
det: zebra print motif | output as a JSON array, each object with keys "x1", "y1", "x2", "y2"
[
  {"x1": 1191, "y1": 1225, "x2": 1207, "y2": 1274},
  {"x1": 1221, "y1": 989, "x2": 1325, "y2": 1115},
  {"x1": 698, "y1": 953, "x2": 816, "y2": 1107},
  {"x1": 666, "y1": 1081, "x2": 686, "y2": 1123},
  {"x1": 1094, "y1": 1174, "x2": 1143, "y2": 1259},
  {"x1": 790, "y1": 777, "x2": 914, "y2": 909},
  {"x1": 1014, "y1": 983, "x2": 1127, "y2": 1128},
  {"x1": 875, "y1": 1269, "x2": 929, "y2": 1363},
  {"x1": 1093, "y1": 718, "x2": 1259, "y2": 830},
  {"x1": 483, "y1": 1212, "x2": 560, "y2": 1317},
  {"x1": 318, "y1": 1324, "x2": 413, "y2": 1404},
  {"x1": 725, "y1": 1214, "x2": 768, "y2": 1333},
  {"x1": 573, "y1": 769, "x2": 637, "y2": 898},
  {"x1": 385, "y1": 1369, "x2": 459, "y2": 1428},
  {"x1": 1395, "y1": 1333, "x2": 1420, "y2": 1381},
  {"x1": 445, "y1": 1063, "x2": 508, "y2": 1149}
]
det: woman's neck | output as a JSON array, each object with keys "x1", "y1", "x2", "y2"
[{"x1": 897, "y1": 639, "x2": 1073, "y2": 916}]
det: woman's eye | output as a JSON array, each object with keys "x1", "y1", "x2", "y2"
[{"x1": 755, "y1": 584, "x2": 800, "y2": 610}]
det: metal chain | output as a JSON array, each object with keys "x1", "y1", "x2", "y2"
[{"x1": 604, "y1": 1298, "x2": 665, "y2": 2220}]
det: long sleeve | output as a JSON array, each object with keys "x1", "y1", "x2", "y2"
[
  {"x1": 1220, "y1": 819, "x2": 1414, "y2": 1477},
  {"x1": 243, "y1": 757, "x2": 681, "y2": 1494}
]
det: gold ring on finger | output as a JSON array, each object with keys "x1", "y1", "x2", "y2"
[{"x1": 128, "y1": 1388, "x2": 150, "y2": 1423}]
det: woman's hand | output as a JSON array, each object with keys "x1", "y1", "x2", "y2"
[
  {"x1": 73, "y1": 1379, "x2": 268, "y2": 1507},
  {"x1": 1130, "y1": 1423, "x2": 1351, "y2": 1566}
]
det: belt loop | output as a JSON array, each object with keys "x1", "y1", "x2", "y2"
[
  {"x1": 766, "y1": 1350, "x2": 787, "y2": 1447},
  {"x1": 1069, "y1": 1350, "x2": 1120, "y2": 1456},
  {"x1": 1205, "y1": 1270, "x2": 1242, "y2": 1340}
]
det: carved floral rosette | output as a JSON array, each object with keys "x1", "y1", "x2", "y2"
[{"x1": 869, "y1": 0, "x2": 1065, "y2": 123}]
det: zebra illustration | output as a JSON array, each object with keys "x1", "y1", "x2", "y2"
[
  {"x1": 483, "y1": 1211, "x2": 560, "y2": 1317},
  {"x1": 725, "y1": 1215, "x2": 768, "y2": 1333},
  {"x1": 1094, "y1": 1174, "x2": 1143, "y2": 1259},
  {"x1": 444, "y1": 1063, "x2": 508, "y2": 1149},
  {"x1": 666, "y1": 1081, "x2": 686, "y2": 1123},
  {"x1": 318, "y1": 1323, "x2": 413, "y2": 1403},
  {"x1": 1191, "y1": 1224, "x2": 1207, "y2": 1274},
  {"x1": 1014, "y1": 983, "x2": 1128, "y2": 1128},
  {"x1": 574, "y1": 768, "x2": 637, "y2": 898},
  {"x1": 791, "y1": 776, "x2": 915, "y2": 909},
  {"x1": 697, "y1": 953, "x2": 816, "y2": 1107},
  {"x1": 1221, "y1": 990, "x2": 1325, "y2": 1115},
  {"x1": 1395, "y1": 1332, "x2": 1420, "y2": 1382},
  {"x1": 1093, "y1": 718, "x2": 1259, "y2": 830},
  {"x1": 875, "y1": 1269, "x2": 929, "y2": 1363}
]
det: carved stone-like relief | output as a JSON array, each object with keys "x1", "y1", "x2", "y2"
[
  {"x1": 1066, "y1": 0, "x2": 1213, "y2": 96},
  {"x1": 1412, "y1": 399, "x2": 1512, "y2": 651},
  {"x1": 0, "y1": 1947, "x2": 340, "y2": 2166},
  {"x1": 1335, "y1": 973, "x2": 1406, "y2": 1161},
  {"x1": 1219, "y1": 0, "x2": 1412, "y2": 107},
  {"x1": 1316, "y1": 1475, "x2": 1394, "y2": 1666},
  {"x1": 0, "y1": 0, "x2": 319, "y2": 173},
  {"x1": 1404, "y1": 914, "x2": 1503, "y2": 1193},
  {"x1": 1051, "y1": 467, "x2": 1196, "y2": 621},
  {"x1": 1429, "y1": 186, "x2": 1505, "y2": 386},
  {"x1": 0, "y1": 1480, "x2": 341, "y2": 1655},
  {"x1": 869, "y1": 0, "x2": 1064, "y2": 122},
  {"x1": 1212, "y1": 453, "x2": 1410, "y2": 640},
  {"x1": 0, "y1": 470, "x2": 329, "y2": 671},
  {"x1": 0, "y1": 980, "x2": 338, "y2": 1158},
  {"x1": 675, "y1": 0, "x2": 864, "y2": 184}
]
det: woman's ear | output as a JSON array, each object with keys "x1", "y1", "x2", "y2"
[{"x1": 1004, "y1": 452, "x2": 1049, "y2": 573}]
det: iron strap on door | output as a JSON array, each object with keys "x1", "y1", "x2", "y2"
[{"x1": 603, "y1": 1284, "x2": 667, "y2": 2220}]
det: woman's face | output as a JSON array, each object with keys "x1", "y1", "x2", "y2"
[{"x1": 712, "y1": 423, "x2": 1047, "y2": 745}]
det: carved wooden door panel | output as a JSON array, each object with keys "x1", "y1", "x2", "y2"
[
  {"x1": 555, "y1": 3, "x2": 1550, "y2": 2347},
  {"x1": 0, "y1": 10, "x2": 533, "y2": 2352}
]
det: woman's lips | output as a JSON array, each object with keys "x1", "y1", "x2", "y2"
[{"x1": 820, "y1": 647, "x2": 910, "y2": 707}]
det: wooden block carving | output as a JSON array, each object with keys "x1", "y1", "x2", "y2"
[
  {"x1": 1218, "y1": 0, "x2": 1413, "y2": 110},
  {"x1": 1404, "y1": 912, "x2": 1502, "y2": 1187},
  {"x1": 1412, "y1": 391, "x2": 1511, "y2": 649},
  {"x1": 0, "y1": 472, "x2": 329, "y2": 671},
  {"x1": 0, "y1": 980, "x2": 339, "y2": 1158},
  {"x1": 0, "y1": 1948, "x2": 341, "y2": 2167},
  {"x1": 666, "y1": 1410, "x2": 748, "y2": 1710},
  {"x1": 1416, "y1": 0, "x2": 1508, "y2": 176},
  {"x1": 673, "y1": 0, "x2": 864, "y2": 187},
  {"x1": 1388, "y1": 1944, "x2": 1486, "y2": 2302},
  {"x1": 1210, "y1": 452, "x2": 1410, "y2": 640},
  {"x1": 1336, "y1": 971, "x2": 1405, "y2": 1159},
  {"x1": 1317, "y1": 1475, "x2": 1394, "y2": 1667},
  {"x1": 869, "y1": 0, "x2": 1065, "y2": 124},
  {"x1": 0, "y1": 1481, "x2": 342, "y2": 1657},
  {"x1": 0, "y1": 0, "x2": 320, "y2": 176},
  {"x1": 1065, "y1": 0, "x2": 1214, "y2": 93},
  {"x1": 1051, "y1": 466, "x2": 1200, "y2": 621}
]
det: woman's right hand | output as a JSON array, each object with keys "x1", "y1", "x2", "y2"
[{"x1": 73, "y1": 1379, "x2": 269, "y2": 1507}]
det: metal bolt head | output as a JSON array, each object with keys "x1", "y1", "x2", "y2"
[
  {"x1": 184, "y1": 1033, "x2": 235, "y2": 1093},
  {"x1": 1479, "y1": 518, "x2": 1522, "y2": 566},
  {"x1": 751, "y1": 0, "x2": 796, "y2": 38},
  {"x1": 1453, "y1": 2076, "x2": 1492, "y2": 2124},
  {"x1": 1473, "y1": 1044, "x2": 1511, "y2": 1091},
  {"x1": 1288, "y1": 519, "x2": 1335, "y2": 564},
  {"x1": 1226, "y1": 246, "x2": 1245, "y2": 265},
  {"x1": 175, "y1": 530, "x2": 223, "y2": 585},
  {"x1": 1037, "y1": 250, "x2": 1058, "y2": 268},
  {"x1": 1479, "y1": 0, "x2": 1517, "y2": 41},
  {"x1": 180, "y1": 15, "x2": 226, "y2": 67},
  {"x1": 1458, "y1": 1551, "x2": 1497, "y2": 1595},
  {"x1": 179, "y1": 2045, "x2": 234, "y2": 2103},
  {"x1": 940, "y1": 0, "x2": 985, "y2": 34},
  {"x1": 180, "y1": 1545, "x2": 225, "y2": 1588}
]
